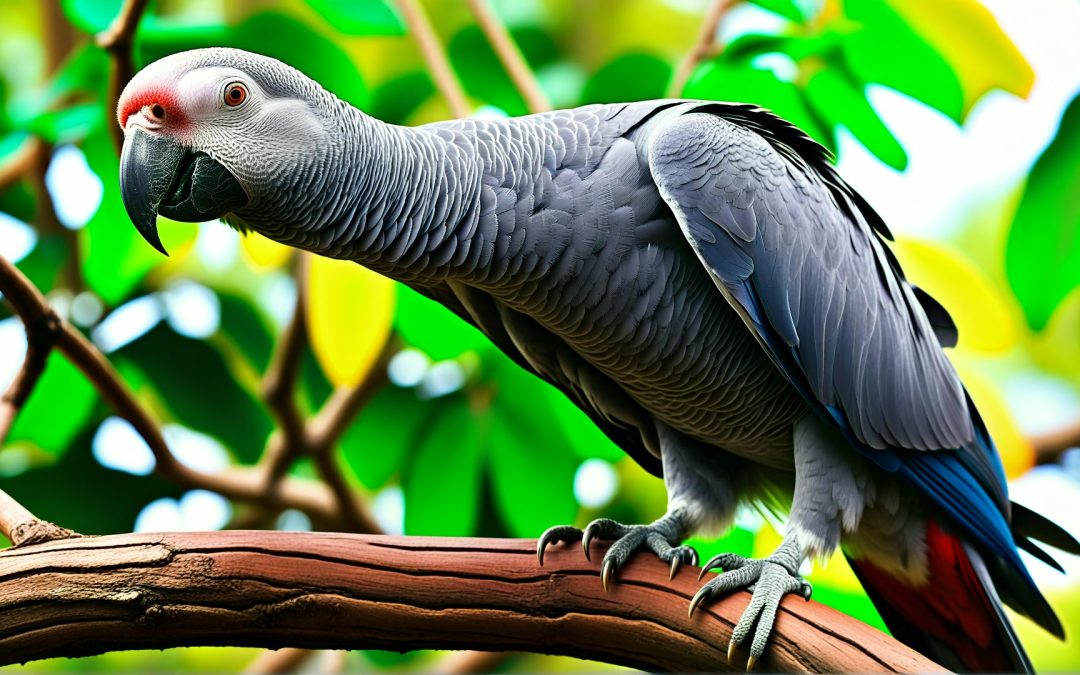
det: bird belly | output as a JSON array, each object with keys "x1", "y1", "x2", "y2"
[{"x1": 504, "y1": 226, "x2": 805, "y2": 469}]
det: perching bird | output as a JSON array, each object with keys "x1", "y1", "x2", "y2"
[{"x1": 117, "y1": 48, "x2": 1079, "y2": 672}]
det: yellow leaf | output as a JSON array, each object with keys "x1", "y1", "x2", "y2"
[
  {"x1": 892, "y1": 237, "x2": 1019, "y2": 354},
  {"x1": 887, "y1": 0, "x2": 1034, "y2": 114},
  {"x1": 241, "y1": 232, "x2": 292, "y2": 269},
  {"x1": 306, "y1": 255, "x2": 396, "y2": 387},
  {"x1": 951, "y1": 358, "x2": 1034, "y2": 479}
]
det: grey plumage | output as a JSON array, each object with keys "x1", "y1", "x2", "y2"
[{"x1": 117, "y1": 49, "x2": 1078, "y2": 672}]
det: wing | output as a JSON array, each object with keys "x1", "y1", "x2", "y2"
[
  {"x1": 646, "y1": 103, "x2": 1027, "y2": 566},
  {"x1": 407, "y1": 281, "x2": 663, "y2": 477}
]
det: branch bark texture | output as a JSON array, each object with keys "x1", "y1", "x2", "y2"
[{"x1": 0, "y1": 532, "x2": 940, "y2": 672}]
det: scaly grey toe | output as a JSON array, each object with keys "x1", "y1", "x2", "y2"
[
  {"x1": 536, "y1": 524, "x2": 583, "y2": 565},
  {"x1": 539, "y1": 508, "x2": 695, "y2": 590},
  {"x1": 588, "y1": 509, "x2": 696, "y2": 590},
  {"x1": 689, "y1": 534, "x2": 810, "y2": 671}
]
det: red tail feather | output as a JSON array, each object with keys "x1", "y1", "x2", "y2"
[{"x1": 851, "y1": 521, "x2": 1014, "y2": 672}]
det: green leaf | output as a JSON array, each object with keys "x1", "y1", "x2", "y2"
[
  {"x1": 448, "y1": 24, "x2": 559, "y2": 115},
  {"x1": 25, "y1": 103, "x2": 102, "y2": 145},
  {"x1": 341, "y1": 386, "x2": 433, "y2": 490},
  {"x1": 8, "y1": 234, "x2": 66, "y2": 295},
  {"x1": 748, "y1": 0, "x2": 805, "y2": 22},
  {"x1": 60, "y1": 0, "x2": 125, "y2": 34},
  {"x1": 886, "y1": 0, "x2": 1033, "y2": 116},
  {"x1": 1005, "y1": 94, "x2": 1080, "y2": 330},
  {"x1": 582, "y1": 52, "x2": 671, "y2": 104},
  {"x1": 395, "y1": 284, "x2": 491, "y2": 360},
  {"x1": 403, "y1": 398, "x2": 483, "y2": 536},
  {"x1": 684, "y1": 58, "x2": 832, "y2": 149},
  {"x1": 8, "y1": 44, "x2": 108, "y2": 142},
  {"x1": 803, "y1": 67, "x2": 906, "y2": 170},
  {"x1": 489, "y1": 366, "x2": 579, "y2": 537},
  {"x1": 116, "y1": 324, "x2": 273, "y2": 463},
  {"x1": 306, "y1": 0, "x2": 405, "y2": 36},
  {"x1": 216, "y1": 292, "x2": 274, "y2": 373},
  {"x1": 546, "y1": 388, "x2": 625, "y2": 463},
  {"x1": 724, "y1": 34, "x2": 792, "y2": 61},
  {"x1": 3, "y1": 424, "x2": 181, "y2": 535},
  {"x1": 370, "y1": 72, "x2": 435, "y2": 125},
  {"x1": 840, "y1": 0, "x2": 964, "y2": 122},
  {"x1": 8, "y1": 351, "x2": 96, "y2": 454},
  {"x1": 139, "y1": 12, "x2": 369, "y2": 109}
]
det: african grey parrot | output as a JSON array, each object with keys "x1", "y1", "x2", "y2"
[{"x1": 116, "y1": 48, "x2": 1079, "y2": 671}]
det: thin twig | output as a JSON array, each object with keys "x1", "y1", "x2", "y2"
[
  {"x1": 666, "y1": 0, "x2": 738, "y2": 97},
  {"x1": 97, "y1": 0, "x2": 151, "y2": 152},
  {"x1": 394, "y1": 0, "x2": 471, "y2": 118},
  {"x1": 465, "y1": 0, "x2": 549, "y2": 114},
  {"x1": 0, "y1": 313, "x2": 59, "y2": 448},
  {"x1": 0, "y1": 487, "x2": 77, "y2": 547},
  {"x1": 306, "y1": 336, "x2": 397, "y2": 455},
  {"x1": 243, "y1": 647, "x2": 313, "y2": 674},
  {"x1": 436, "y1": 650, "x2": 512, "y2": 674},
  {"x1": 0, "y1": 137, "x2": 39, "y2": 194},
  {"x1": 312, "y1": 451, "x2": 379, "y2": 534},
  {"x1": 1033, "y1": 421, "x2": 1080, "y2": 466},
  {"x1": 320, "y1": 650, "x2": 349, "y2": 674},
  {"x1": 0, "y1": 254, "x2": 352, "y2": 530},
  {"x1": 260, "y1": 254, "x2": 308, "y2": 490}
]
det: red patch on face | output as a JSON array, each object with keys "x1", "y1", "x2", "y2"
[{"x1": 117, "y1": 86, "x2": 186, "y2": 129}]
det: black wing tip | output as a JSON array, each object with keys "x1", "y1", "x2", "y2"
[{"x1": 1012, "y1": 501, "x2": 1080, "y2": 555}]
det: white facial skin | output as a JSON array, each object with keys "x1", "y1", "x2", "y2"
[{"x1": 121, "y1": 56, "x2": 330, "y2": 212}]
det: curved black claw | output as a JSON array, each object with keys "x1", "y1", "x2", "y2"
[
  {"x1": 538, "y1": 513, "x2": 696, "y2": 592},
  {"x1": 689, "y1": 546, "x2": 811, "y2": 671},
  {"x1": 581, "y1": 515, "x2": 696, "y2": 591},
  {"x1": 537, "y1": 524, "x2": 583, "y2": 566}
]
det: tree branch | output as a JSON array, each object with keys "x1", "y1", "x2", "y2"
[
  {"x1": 1032, "y1": 421, "x2": 1080, "y2": 466},
  {"x1": 259, "y1": 253, "x2": 309, "y2": 490},
  {"x1": 0, "y1": 136, "x2": 39, "y2": 194},
  {"x1": 0, "y1": 256, "x2": 61, "y2": 447},
  {"x1": 394, "y1": 0, "x2": 471, "y2": 118},
  {"x1": 667, "y1": 0, "x2": 738, "y2": 97},
  {"x1": 0, "y1": 487, "x2": 78, "y2": 548},
  {"x1": 465, "y1": 0, "x2": 550, "y2": 114},
  {"x1": 0, "y1": 254, "x2": 354, "y2": 530},
  {"x1": 0, "y1": 532, "x2": 940, "y2": 672},
  {"x1": 97, "y1": 0, "x2": 151, "y2": 152}
]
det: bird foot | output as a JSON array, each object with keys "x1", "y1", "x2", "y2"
[
  {"x1": 536, "y1": 512, "x2": 697, "y2": 590},
  {"x1": 688, "y1": 536, "x2": 811, "y2": 671}
]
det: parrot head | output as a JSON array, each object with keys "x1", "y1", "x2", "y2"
[{"x1": 117, "y1": 48, "x2": 335, "y2": 254}]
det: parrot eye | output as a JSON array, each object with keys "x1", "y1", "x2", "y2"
[{"x1": 224, "y1": 82, "x2": 248, "y2": 107}]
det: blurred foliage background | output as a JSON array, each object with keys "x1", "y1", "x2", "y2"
[{"x1": 1, "y1": 0, "x2": 1080, "y2": 671}]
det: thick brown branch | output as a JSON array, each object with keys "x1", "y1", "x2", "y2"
[
  {"x1": 667, "y1": 0, "x2": 738, "y2": 97},
  {"x1": 394, "y1": 0, "x2": 471, "y2": 118},
  {"x1": 465, "y1": 0, "x2": 550, "y2": 114},
  {"x1": 0, "y1": 532, "x2": 940, "y2": 672},
  {"x1": 1032, "y1": 421, "x2": 1080, "y2": 466}
]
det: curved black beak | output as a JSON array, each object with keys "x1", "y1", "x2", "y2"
[
  {"x1": 119, "y1": 128, "x2": 249, "y2": 256},
  {"x1": 119, "y1": 128, "x2": 183, "y2": 255}
]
